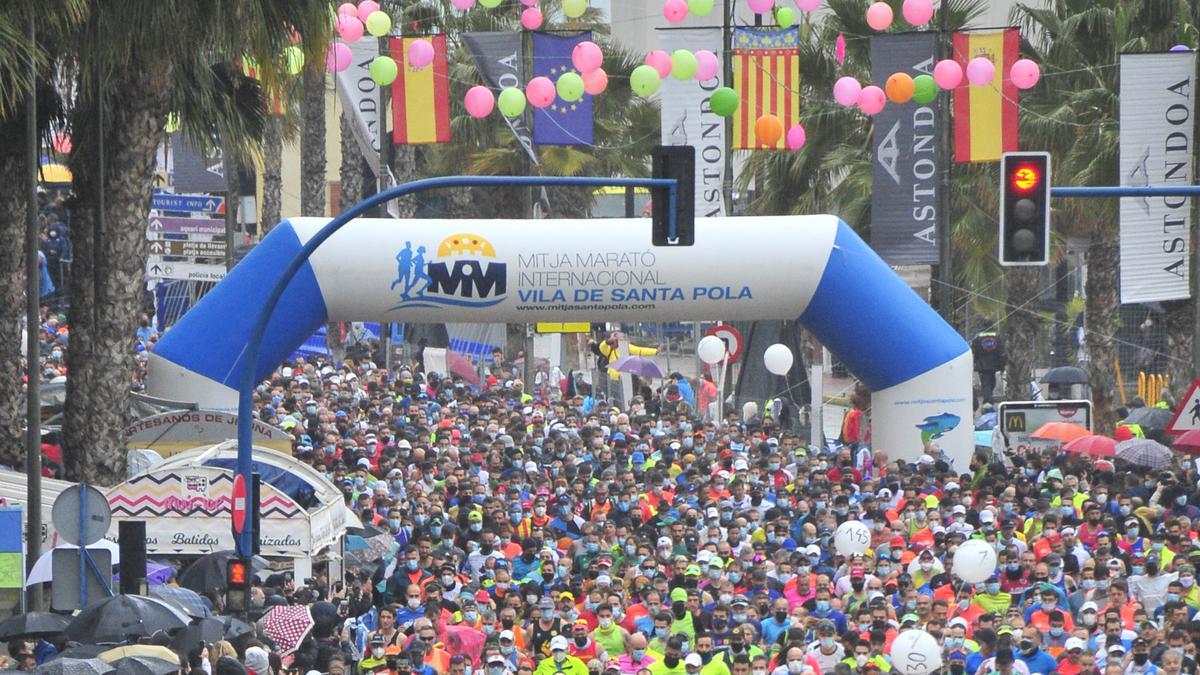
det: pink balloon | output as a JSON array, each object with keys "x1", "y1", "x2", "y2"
[
  {"x1": 901, "y1": 0, "x2": 933, "y2": 25},
  {"x1": 520, "y1": 0, "x2": 538, "y2": 5},
  {"x1": 326, "y1": 42, "x2": 353, "y2": 72},
  {"x1": 835, "y1": 33, "x2": 846, "y2": 66},
  {"x1": 583, "y1": 68, "x2": 609, "y2": 95},
  {"x1": 357, "y1": 0, "x2": 380, "y2": 17},
  {"x1": 966, "y1": 56, "x2": 996, "y2": 86},
  {"x1": 663, "y1": 0, "x2": 688, "y2": 23},
  {"x1": 1010, "y1": 58, "x2": 1041, "y2": 90},
  {"x1": 747, "y1": 0, "x2": 773, "y2": 13},
  {"x1": 833, "y1": 77, "x2": 862, "y2": 107},
  {"x1": 338, "y1": 2, "x2": 358, "y2": 17},
  {"x1": 694, "y1": 50, "x2": 719, "y2": 81},
  {"x1": 521, "y1": 7, "x2": 544, "y2": 29},
  {"x1": 858, "y1": 85, "x2": 886, "y2": 115},
  {"x1": 645, "y1": 50, "x2": 672, "y2": 79},
  {"x1": 785, "y1": 124, "x2": 806, "y2": 151},
  {"x1": 572, "y1": 41, "x2": 603, "y2": 75},
  {"x1": 408, "y1": 39, "x2": 435, "y2": 69},
  {"x1": 526, "y1": 76, "x2": 556, "y2": 108},
  {"x1": 337, "y1": 15, "x2": 364, "y2": 41},
  {"x1": 450, "y1": 0, "x2": 475, "y2": 8},
  {"x1": 865, "y1": 2, "x2": 893, "y2": 31},
  {"x1": 465, "y1": 86, "x2": 496, "y2": 119},
  {"x1": 796, "y1": 0, "x2": 821, "y2": 11},
  {"x1": 933, "y1": 59, "x2": 962, "y2": 89}
]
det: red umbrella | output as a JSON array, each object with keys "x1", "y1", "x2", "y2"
[
  {"x1": 1063, "y1": 434, "x2": 1116, "y2": 457},
  {"x1": 1174, "y1": 429, "x2": 1200, "y2": 456},
  {"x1": 446, "y1": 350, "x2": 480, "y2": 385},
  {"x1": 1031, "y1": 422, "x2": 1091, "y2": 443}
]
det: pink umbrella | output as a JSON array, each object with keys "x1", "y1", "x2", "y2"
[
  {"x1": 447, "y1": 350, "x2": 480, "y2": 385},
  {"x1": 262, "y1": 605, "x2": 314, "y2": 655}
]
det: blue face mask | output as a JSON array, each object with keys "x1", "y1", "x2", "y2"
[
  {"x1": 986, "y1": 583, "x2": 1001, "y2": 594},
  {"x1": 388, "y1": 519, "x2": 401, "y2": 530},
  {"x1": 586, "y1": 542, "x2": 599, "y2": 553},
  {"x1": 430, "y1": 525, "x2": 442, "y2": 537},
  {"x1": 815, "y1": 600, "x2": 830, "y2": 612},
  {"x1": 728, "y1": 572, "x2": 741, "y2": 584},
  {"x1": 406, "y1": 560, "x2": 420, "y2": 571},
  {"x1": 619, "y1": 502, "x2": 631, "y2": 512},
  {"x1": 1133, "y1": 565, "x2": 1145, "y2": 575},
  {"x1": 414, "y1": 515, "x2": 427, "y2": 526}
]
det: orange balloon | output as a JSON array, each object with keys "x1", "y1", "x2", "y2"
[
  {"x1": 755, "y1": 114, "x2": 784, "y2": 148},
  {"x1": 886, "y1": 72, "x2": 915, "y2": 104}
]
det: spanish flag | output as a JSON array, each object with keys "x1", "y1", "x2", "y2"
[
  {"x1": 732, "y1": 27, "x2": 801, "y2": 150},
  {"x1": 952, "y1": 29, "x2": 1019, "y2": 163},
  {"x1": 389, "y1": 35, "x2": 451, "y2": 145}
]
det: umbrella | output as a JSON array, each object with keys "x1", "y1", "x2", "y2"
[
  {"x1": 64, "y1": 595, "x2": 189, "y2": 644},
  {"x1": 1116, "y1": 438, "x2": 1174, "y2": 469},
  {"x1": 113, "y1": 563, "x2": 175, "y2": 587},
  {"x1": 149, "y1": 583, "x2": 211, "y2": 618},
  {"x1": 98, "y1": 647, "x2": 179, "y2": 666},
  {"x1": 31, "y1": 658, "x2": 112, "y2": 675},
  {"x1": 261, "y1": 605, "x2": 314, "y2": 656},
  {"x1": 110, "y1": 657, "x2": 178, "y2": 675},
  {"x1": 446, "y1": 351, "x2": 480, "y2": 386},
  {"x1": 1064, "y1": 434, "x2": 1117, "y2": 457},
  {"x1": 345, "y1": 535, "x2": 370, "y2": 552},
  {"x1": 1042, "y1": 366, "x2": 1089, "y2": 385},
  {"x1": 1124, "y1": 407, "x2": 1174, "y2": 430},
  {"x1": 609, "y1": 355, "x2": 664, "y2": 378},
  {"x1": 1174, "y1": 429, "x2": 1200, "y2": 456},
  {"x1": 1030, "y1": 422, "x2": 1091, "y2": 443},
  {"x1": 54, "y1": 647, "x2": 107, "y2": 661},
  {"x1": 0, "y1": 611, "x2": 71, "y2": 640},
  {"x1": 27, "y1": 540, "x2": 121, "y2": 586},
  {"x1": 178, "y1": 551, "x2": 266, "y2": 593}
]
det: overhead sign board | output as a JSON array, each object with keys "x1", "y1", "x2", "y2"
[
  {"x1": 1167, "y1": 378, "x2": 1200, "y2": 434},
  {"x1": 997, "y1": 399, "x2": 1092, "y2": 453},
  {"x1": 145, "y1": 260, "x2": 227, "y2": 282},
  {"x1": 148, "y1": 239, "x2": 227, "y2": 258},
  {"x1": 146, "y1": 216, "x2": 224, "y2": 236},
  {"x1": 124, "y1": 409, "x2": 292, "y2": 456},
  {"x1": 151, "y1": 193, "x2": 224, "y2": 214}
]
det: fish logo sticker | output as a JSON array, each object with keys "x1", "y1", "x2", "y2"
[
  {"x1": 916, "y1": 413, "x2": 961, "y2": 444},
  {"x1": 390, "y1": 234, "x2": 507, "y2": 310}
]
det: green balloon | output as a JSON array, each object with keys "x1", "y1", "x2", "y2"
[
  {"x1": 630, "y1": 65, "x2": 661, "y2": 97},
  {"x1": 498, "y1": 87, "x2": 527, "y2": 117},
  {"x1": 283, "y1": 46, "x2": 305, "y2": 76},
  {"x1": 710, "y1": 87, "x2": 739, "y2": 116},
  {"x1": 776, "y1": 7, "x2": 796, "y2": 28},
  {"x1": 912, "y1": 74, "x2": 938, "y2": 104},
  {"x1": 671, "y1": 49, "x2": 697, "y2": 80},
  {"x1": 365, "y1": 11, "x2": 391, "y2": 37},
  {"x1": 369, "y1": 56, "x2": 398, "y2": 86},
  {"x1": 563, "y1": 0, "x2": 587, "y2": 18},
  {"x1": 557, "y1": 72, "x2": 585, "y2": 102},
  {"x1": 479, "y1": 0, "x2": 502, "y2": 7},
  {"x1": 688, "y1": 0, "x2": 714, "y2": 16}
]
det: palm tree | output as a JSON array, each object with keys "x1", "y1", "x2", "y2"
[
  {"x1": 301, "y1": 67, "x2": 327, "y2": 216},
  {"x1": 261, "y1": 114, "x2": 283, "y2": 231},
  {"x1": 60, "y1": 0, "x2": 333, "y2": 483},
  {"x1": 339, "y1": 110, "x2": 365, "y2": 210}
]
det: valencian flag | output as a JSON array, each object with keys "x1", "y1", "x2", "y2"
[
  {"x1": 532, "y1": 31, "x2": 594, "y2": 146},
  {"x1": 389, "y1": 35, "x2": 451, "y2": 145},
  {"x1": 732, "y1": 27, "x2": 800, "y2": 150},
  {"x1": 952, "y1": 29, "x2": 1019, "y2": 163}
]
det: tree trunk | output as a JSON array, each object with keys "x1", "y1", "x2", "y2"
[
  {"x1": 301, "y1": 69, "x2": 326, "y2": 217},
  {"x1": 390, "y1": 145, "x2": 417, "y2": 218},
  {"x1": 64, "y1": 65, "x2": 172, "y2": 485},
  {"x1": 339, "y1": 111, "x2": 363, "y2": 208},
  {"x1": 0, "y1": 125, "x2": 28, "y2": 466},
  {"x1": 261, "y1": 115, "x2": 282, "y2": 232},
  {"x1": 1003, "y1": 267, "x2": 1042, "y2": 402},
  {"x1": 1162, "y1": 299, "x2": 1193, "y2": 398},
  {"x1": 1085, "y1": 236, "x2": 1120, "y2": 435}
]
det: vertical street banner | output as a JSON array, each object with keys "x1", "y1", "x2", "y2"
[
  {"x1": 389, "y1": 35, "x2": 451, "y2": 145},
  {"x1": 335, "y1": 37, "x2": 383, "y2": 177},
  {"x1": 732, "y1": 27, "x2": 800, "y2": 150},
  {"x1": 870, "y1": 33, "x2": 942, "y2": 265},
  {"x1": 462, "y1": 32, "x2": 538, "y2": 166},
  {"x1": 1119, "y1": 52, "x2": 1196, "y2": 304},
  {"x1": 532, "y1": 32, "x2": 594, "y2": 146},
  {"x1": 952, "y1": 29, "x2": 1019, "y2": 163},
  {"x1": 658, "y1": 27, "x2": 726, "y2": 217}
]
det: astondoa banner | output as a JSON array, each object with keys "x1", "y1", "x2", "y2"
[
  {"x1": 334, "y1": 37, "x2": 383, "y2": 177},
  {"x1": 658, "y1": 27, "x2": 726, "y2": 217},
  {"x1": 869, "y1": 33, "x2": 941, "y2": 265},
  {"x1": 1120, "y1": 52, "x2": 1196, "y2": 304}
]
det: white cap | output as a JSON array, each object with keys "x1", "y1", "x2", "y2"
[
  {"x1": 948, "y1": 617, "x2": 968, "y2": 629},
  {"x1": 733, "y1": 458, "x2": 749, "y2": 470},
  {"x1": 979, "y1": 510, "x2": 995, "y2": 524},
  {"x1": 684, "y1": 654, "x2": 702, "y2": 668},
  {"x1": 550, "y1": 635, "x2": 569, "y2": 651},
  {"x1": 951, "y1": 505, "x2": 966, "y2": 515},
  {"x1": 944, "y1": 482, "x2": 960, "y2": 492},
  {"x1": 657, "y1": 536, "x2": 674, "y2": 549},
  {"x1": 1065, "y1": 637, "x2": 1086, "y2": 652},
  {"x1": 1080, "y1": 601, "x2": 1099, "y2": 613},
  {"x1": 804, "y1": 544, "x2": 821, "y2": 557},
  {"x1": 499, "y1": 630, "x2": 515, "y2": 642}
]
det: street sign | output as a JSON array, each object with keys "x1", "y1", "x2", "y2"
[
  {"x1": 231, "y1": 474, "x2": 247, "y2": 535},
  {"x1": 145, "y1": 259, "x2": 228, "y2": 282},
  {"x1": 151, "y1": 193, "x2": 225, "y2": 213},
  {"x1": 997, "y1": 400, "x2": 1092, "y2": 453},
  {"x1": 146, "y1": 216, "x2": 224, "y2": 236},
  {"x1": 51, "y1": 485, "x2": 112, "y2": 547},
  {"x1": 148, "y1": 239, "x2": 227, "y2": 258},
  {"x1": 1167, "y1": 378, "x2": 1200, "y2": 434},
  {"x1": 50, "y1": 548, "x2": 111, "y2": 611},
  {"x1": 705, "y1": 324, "x2": 744, "y2": 362}
]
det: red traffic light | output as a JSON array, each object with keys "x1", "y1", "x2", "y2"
[
  {"x1": 228, "y1": 560, "x2": 248, "y2": 586},
  {"x1": 1010, "y1": 164, "x2": 1041, "y2": 193}
]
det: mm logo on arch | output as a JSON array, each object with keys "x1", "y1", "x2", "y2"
[{"x1": 390, "y1": 233, "x2": 507, "y2": 310}]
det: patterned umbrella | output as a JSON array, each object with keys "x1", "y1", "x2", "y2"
[
  {"x1": 149, "y1": 584, "x2": 211, "y2": 618},
  {"x1": 31, "y1": 658, "x2": 112, "y2": 675},
  {"x1": 261, "y1": 605, "x2": 314, "y2": 655},
  {"x1": 1116, "y1": 438, "x2": 1174, "y2": 469},
  {"x1": 1064, "y1": 434, "x2": 1116, "y2": 457}
]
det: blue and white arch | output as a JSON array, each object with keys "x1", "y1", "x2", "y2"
[{"x1": 150, "y1": 216, "x2": 974, "y2": 468}]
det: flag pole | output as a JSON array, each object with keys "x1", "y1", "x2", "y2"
[
  {"x1": 722, "y1": 0, "x2": 734, "y2": 213},
  {"x1": 937, "y1": 1, "x2": 955, "y2": 328}
]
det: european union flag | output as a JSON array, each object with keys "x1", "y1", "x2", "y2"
[{"x1": 532, "y1": 32, "x2": 594, "y2": 146}]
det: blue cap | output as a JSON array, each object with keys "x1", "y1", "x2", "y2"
[
  {"x1": 612, "y1": 432, "x2": 626, "y2": 442},
  {"x1": 631, "y1": 452, "x2": 645, "y2": 464}
]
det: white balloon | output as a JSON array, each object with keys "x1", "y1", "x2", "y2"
[
  {"x1": 952, "y1": 538, "x2": 998, "y2": 583},
  {"x1": 834, "y1": 520, "x2": 871, "y2": 556},
  {"x1": 763, "y1": 343, "x2": 794, "y2": 375},
  {"x1": 697, "y1": 335, "x2": 727, "y2": 365},
  {"x1": 890, "y1": 629, "x2": 942, "y2": 675}
]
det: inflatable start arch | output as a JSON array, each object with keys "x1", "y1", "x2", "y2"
[{"x1": 150, "y1": 216, "x2": 974, "y2": 468}]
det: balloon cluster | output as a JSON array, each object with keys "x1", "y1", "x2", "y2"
[
  {"x1": 465, "y1": 40, "x2": 609, "y2": 120},
  {"x1": 833, "y1": 57, "x2": 1040, "y2": 115},
  {"x1": 866, "y1": 0, "x2": 933, "y2": 31},
  {"x1": 327, "y1": 1, "x2": 396, "y2": 85},
  {"x1": 664, "y1": 0, "x2": 821, "y2": 24}
]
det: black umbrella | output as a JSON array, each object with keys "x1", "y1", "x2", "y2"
[
  {"x1": 170, "y1": 616, "x2": 254, "y2": 652},
  {"x1": 111, "y1": 657, "x2": 178, "y2": 675},
  {"x1": 53, "y1": 646, "x2": 107, "y2": 661},
  {"x1": 1042, "y1": 366, "x2": 1089, "y2": 385},
  {"x1": 0, "y1": 611, "x2": 70, "y2": 640},
  {"x1": 1125, "y1": 406, "x2": 1174, "y2": 430},
  {"x1": 177, "y1": 551, "x2": 267, "y2": 593},
  {"x1": 64, "y1": 595, "x2": 189, "y2": 644},
  {"x1": 30, "y1": 658, "x2": 113, "y2": 675}
]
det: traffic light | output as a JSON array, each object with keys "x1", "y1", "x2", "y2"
[
  {"x1": 999, "y1": 152, "x2": 1051, "y2": 266},
  {"x1": 651, "y1": 145, "x2": 695, "y2": 246},
  {"x1": 226, "y1": 558, "x2": 250, "y2": 612}
]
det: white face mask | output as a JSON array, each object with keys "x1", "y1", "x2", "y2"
[{"x1": 372, "y1": 648, "x2": 386, "y2": 659}]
